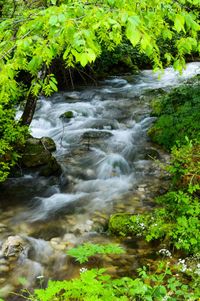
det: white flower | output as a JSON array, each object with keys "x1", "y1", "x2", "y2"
[
  {"x1": 159, "y1": 249, "x2": 172, "y2": 257},
  {"x1": 80, "y1": 267, "x2": 88, "y2": 273}
]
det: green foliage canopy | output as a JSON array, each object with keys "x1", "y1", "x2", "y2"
[{"x1": 0, "y1": 0, "x2": 200, "y2": 181}]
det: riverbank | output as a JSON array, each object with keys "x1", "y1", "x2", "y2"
[{"x1": 0, "y1": 63, "x2": 200, "y2": 299}]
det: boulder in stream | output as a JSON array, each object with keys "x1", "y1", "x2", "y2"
[
  {"x1": 22, "y1": 137, "x2": 61, "y2": 176},
  {"x1": 2, "y1": 235, "x2": 28, "y2": 261},
  {"x1": 59, "y1": 111, "x2": 74, "y2": 119}
]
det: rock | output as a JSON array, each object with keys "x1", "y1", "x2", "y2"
[
  {"x1": 40, "y1": 137, "x2": 56, "y2": 152},
  {"x1": 0, "y1": 259, "x2": 7, "y2": 265},
  {"x1": 109, "y1": 213, "x2": 132, "y2": 236},
  {"x1": 82, "y1": 131, "x2": 112, "y2": 140},
  {"x1": 138, "y1": 187, "x2": 145, "y2": 192},
  {"x1": 60, "y1": 111, "x2": 74, "y2": 119},
  {"x1": 22, "y1": 137, "x2": 61, "y2": 176},
  {"x1": 2, "y1": 235, "x2": 27, "y2": 260},
  {"x1": 63, "y1": 233, "x2": 77, "y2": 245},
  {"x1": 85, "y1": 119, "x2": 119, "y2": 130},
  {"x1": 0, "y1": 277, "x2": 6, "y2": 284},
  {"x1": 144, "y1": 148, "x2": 160, "y2": 160},
  {"x1": 50, "y1": 237, "x2": 61, "y2": 244},
  {"x1": 22, "y1": 137, "x2": 52, "y2": 167},
  {"x1": 39, "y1": 157, "x2": 61, "y2": 177},
  {"x1": 0, "y1": 265, "x2": 10, "y2": 273}
]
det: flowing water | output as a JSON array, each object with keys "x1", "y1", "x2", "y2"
[{"x1": 0, "y1": 62, "x2": 200, "y2": 299}]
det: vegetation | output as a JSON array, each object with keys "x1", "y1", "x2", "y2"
[
  {"x1": 110, "y1": 76, "x2": 200, "y2": 256},
  {"x1": 67, "y1": 243, "x2": 124, "y2": 263},
  {"x1": 0, "y1": 1, "x2": 200, "y2": 300},
  {"x1": 0, "y1": 0, "x2": 200, "y2": 181},
  {"x1": 148, "y1": 77, "x2": 200, "y2": 149},
  {"x1": 14, "y1": 243, "x2": 200, "y2": 301}
]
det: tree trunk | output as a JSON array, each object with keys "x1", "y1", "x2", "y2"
[{"x1": 20, "y1": 93, "x2": 38, "y2": 126}]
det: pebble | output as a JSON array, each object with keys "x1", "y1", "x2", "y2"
[
  {"x1": 138, "y1": 187, "x2": 145, "y2": 192},
  {"x1": 63, "y1": 233, "x2": 77, "y2": 244},
  {"x1": 0, "y1": 265, "x2": 10, "y2": 273},
  {"x1": 50, "y1": 237, "x2": 61, "y2": 244},
  {"x1": 0, "y1": 259, "x2": 7, "y2": 265}
]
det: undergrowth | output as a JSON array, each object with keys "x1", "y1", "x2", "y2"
[
  {"x1": 12, "y1": 243, "x2": 200, "y2": 301},
  {"x1": 148, "y1": 77, "x2": 200, "y2": 150}
]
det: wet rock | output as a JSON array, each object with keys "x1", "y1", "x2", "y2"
[
  {"x1": 60, "y1": 111, "x2": 74, "y2": 119},
  {"x1": 144, "y1": 148, "x2": 160, "y2": 160},
  {"x1": 82, "y1": 131, "x2": 112, "y2": 140},
  {"x1": 22, "y1": 137, "x2": 61, "y2": 176},
  {"x1": 0, "y1": 277, "x2": 6, "y2": 284},
  {"x1": 2, "y1": 235, "x2": 28, "y2": 260},
  {"x1": 50, "y1": 237, "x2": 61, "y2": 244},
  {"x1": 22, "y1": 137, "x2": 54, "y2": 167},
  {"x1": 86, "y1": 119, "x2": 119, "y2": 130},
  {"x1": 63, "y1": 234, "x2": 77, "y2": 245},
  {"x1": 40, "y1": 137, "x2": 56, "y2": 152},
  {"x1": 50, "y1": 237, "x2": 69, "y2": 251},
  {"x1": 39, "y1": 157, "x2": 61, "y2": 177},
  {"x1": 0, "y1": 258, "x2": 7, "y2": 265},
  {"x1": 138, "y1": 186, "x2": 145, "y2": 192},
  {"x1": 0, "y1": 265, "x2": 9, "y2": 273}
]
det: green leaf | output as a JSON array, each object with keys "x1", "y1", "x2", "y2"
[
  {"x1": 126, "y1": 18, "x2": 141, "y2": 47},
  {"x1": 174, "y1": 14, "x2": 185, "y2": 33},
  {"x1": 49, "y1": 80, "x2": 58, "y2": 92},
  {"x1": 49, "y1": 15, "x2": 58, "y2": 26},
  {"x1": 79, "y1": 53, "x2": 88, "y2": 67}
]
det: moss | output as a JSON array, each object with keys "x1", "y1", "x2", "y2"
[
  {"x1": 150, "y1": 98, "x2": 164, "y2": 116},
  {"x1": 60, "y1": 111, "x2": 74, "y2": 119},
  {"x1": 109, "y1": 213, "x2": 132, "y2": 236}
]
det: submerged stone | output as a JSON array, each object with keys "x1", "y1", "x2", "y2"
[{"x1": 82, "y1": 130, "x2": 112, "y2": 140}]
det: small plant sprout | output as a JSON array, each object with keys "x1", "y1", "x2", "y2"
[{"x1": 67, "y1": 243, "x2": 124, "y2": 264}]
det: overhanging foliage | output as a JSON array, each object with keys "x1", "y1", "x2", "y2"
[{"x1": 0, "y1": 0, "x2": 199, "y2": 181}]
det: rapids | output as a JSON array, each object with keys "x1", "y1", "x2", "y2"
[{"x1": 0, "y1": 62, "x2": 199, "y2": 299}]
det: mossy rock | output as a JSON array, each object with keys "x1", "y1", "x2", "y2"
[
  {"x1": 40, "y1": 137, "x2": 56, "y2": 152},
  {"x1": 39, "y1": 157, "x2": 61, "y2": 176},
  {"x1": 144, "y1": 148, "x2": 160, "y2": 160},
  {"x1": 109, "y1": 213, "x2": 132, "y2": 236},
  {"x1": 22, "y1": 137, "x2": 60, "y2": 177},
  {"x1": 22, "y1": 138, "x2": 51, "y2": 167},
  {"x1": 60, "y1": 111, "x2": 74, "y2": 119}
]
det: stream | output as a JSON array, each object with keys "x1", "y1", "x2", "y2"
[{"x1": 0, "y1": 62, "x2": 200, "y2": 299}]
